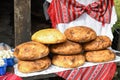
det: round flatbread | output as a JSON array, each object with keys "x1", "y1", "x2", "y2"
[
  {"x1": 64, "y1": 26, "x2": 97, "y2": 43},
  {"x1": 83, "y1": 36, "x2": 112, "y2": 51},
  {"x1": 14, "y1": 41, "x2": 49, "y2": 60},
  {"x1": 50, "y1": 40, "x2": 82, "y2": 55},
  {"x1": 18, "y1": 57, "x2": 51, "y2": 73},
  {"x1": 31, "y1": 28, "x2": 67, "y2": 44},
  {"x1": 85, "y1": 49, "x2": 115, "y2": 62},
  {"x1": 52, "y1": 54, "x2": 85, "y2": 68}
]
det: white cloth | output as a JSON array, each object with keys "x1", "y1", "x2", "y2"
[{"x1": 46, "y1": 0, "x2": 117, "y2": 41}]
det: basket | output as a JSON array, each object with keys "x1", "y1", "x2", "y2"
[
  {"x1": 6, "y1": 57, "x2": 15, "y2": 67},
  {"x1": 0, "y1": 59, "x2": 7, "y2": 76}
]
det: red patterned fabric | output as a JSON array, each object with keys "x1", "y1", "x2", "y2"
[
  {"x1": 48, "y1": 0, "x2": 114, "y2": 28},
  {"x1": 56, "y1": 63, "x2": 116, "y2": 80},
  {"x1": 0, "y1": 73, "x2": 22, "y2": 80},
  {"x1": 47, "y1": 0, "x2": 116, "y2": 80}
]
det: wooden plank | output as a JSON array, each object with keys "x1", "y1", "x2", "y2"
[{"x1": 14, "y1": 0, "x2": 31, "y2": 46}]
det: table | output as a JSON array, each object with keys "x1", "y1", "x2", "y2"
[{"x1": 7, "y1": 67, "x2": 58, "y2": 80}]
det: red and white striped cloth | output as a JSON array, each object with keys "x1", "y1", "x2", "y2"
[
  {"x1": 0, "y1": 72, "x2": 22, "y2": 80},
  {"x1": 48, "y1": 0, "x2": 114, "y2": 28},
  {"x1": 47, "y1": 0, "x2": 117, "y2": 80},
  {"x1": 56, "y1": 63, "x2": 116, "y2": 80}
]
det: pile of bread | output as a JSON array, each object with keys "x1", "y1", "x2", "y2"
[{"x1": 13, "y1": 26, "x2": 116, "y2": 73}]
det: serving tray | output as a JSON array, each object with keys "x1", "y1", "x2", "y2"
[{"x1": 14, "y1": 55, "x2": 120, "y2": 77}]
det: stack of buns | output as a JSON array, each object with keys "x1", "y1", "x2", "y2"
[
  {"x1": 64, "y1": 26, "x2": 115, "y2": 63},
  {"x1": 50, "y1": 26, "x2": 97, "y2": 68},
  {"x1": 13, "y1": 26, "x2": 116, "y2": 73},
  {"x1": 83, "y1": 36, "x2": 115, "y2": 62},
  {"x1": 14, "y1": 41, "x2": 51, "y2": 73},
  {"x1": 31, "y1": 29, "x2": 85, "y2": 68},
  {"x1": 13, "y1": 29, "x2": 67, "y2": 73},
  {"x1": 50, "y1": 40, "x2": 85, "y2": 68}
]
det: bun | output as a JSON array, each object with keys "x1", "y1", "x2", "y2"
[
  {"x1": 64, "y1": 26, "x2": 97, "y2": 43},
  {"x1": 83, "y1": 36, "x2": 112, "y2": 51},
  {"x1": 52, "y1": 54, "x2": 85, "y2": 68},
  {"x1": 85, "y1": 49, "x2": 115, "y2": 62},
  {"x1": 50, "y1": 40, "x2": 82, "y2": 55},
  {"x1": 14, "y1": 41, "x2": 49, "y2": 60},
  {"x1": 18, "y1": 57, "x2": 51, "y2": 73},
  {"x1": 31, "y1": 29, "x2": 67, "y2": 44}
]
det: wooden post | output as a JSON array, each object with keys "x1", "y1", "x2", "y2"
[{"x1": 14, "y1": 0, "x2": 31, "y2": 46}]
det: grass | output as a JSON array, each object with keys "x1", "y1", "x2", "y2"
[
  {"x1": 114, "y1": 0, "x2": 120, "y2": 19},
  {"x1": 112, "y1": 0, "x2": 120, "y2": 32}
]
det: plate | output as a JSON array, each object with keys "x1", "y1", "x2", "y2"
[{"x1": 14, "y1": 56, "x2": 120, "y2": 77}]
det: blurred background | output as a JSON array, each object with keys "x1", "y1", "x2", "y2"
[{"x1": 0, "y1": 0, "x2": 120, "y2": 79}]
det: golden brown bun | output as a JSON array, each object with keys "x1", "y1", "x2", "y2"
[
  {"x1": 31, "y1": 28, "x2": 67, "y2": 44},
  {"x1": 64, "y1": 26, "x2": 97, "y2": 43},
  {"x1": 83, "y1": 36, "x2": 112, "y2": 51},
  {"x1": 52, "y1": 54, "x2": 85, "y2": 68},
  {"x1": 18, "y1": 57, "x2": 51, "y2": 73},
  {"x1": 50, "y1": 40, "x2": 82, "y2": 55},
  {"x1": 85, "y1": 49, "x2": 116, "y2": 62},
  {"x1": 14, "y1": 41, "x2": 49, "y2": 60}
]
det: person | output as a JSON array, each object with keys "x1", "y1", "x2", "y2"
[{"x1": 44, "y1": 0, "x2": 118, "y2": 79}]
